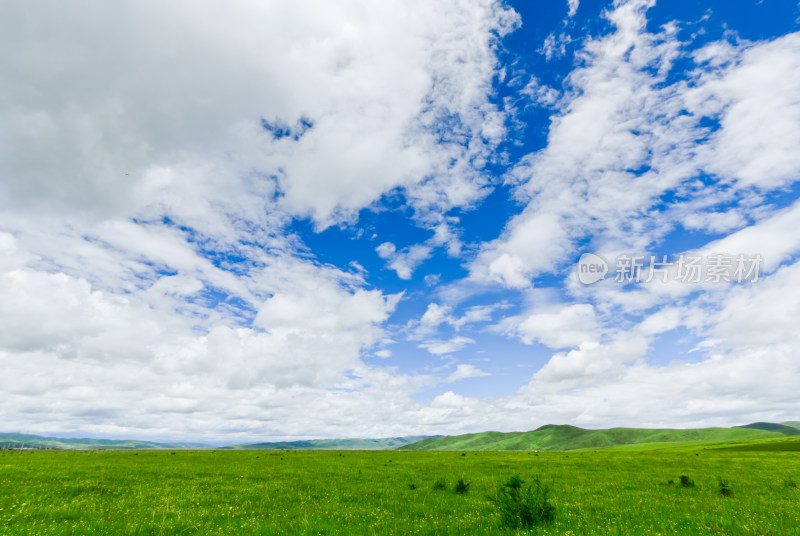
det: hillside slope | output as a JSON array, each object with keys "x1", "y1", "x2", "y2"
[
  {"x1": 398, "y1": 424, "x2": 792, "y2": 452},
  {"x1": 736, "y1": 422, "x2": 800, "y2": 435}
]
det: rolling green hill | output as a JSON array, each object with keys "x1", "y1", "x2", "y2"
[
  {"x1": 398, "y1": 423, "x2": 796, "y2": 452},
  {"x1": 0, "y1": 433, "x2": 208, "y2": 450},
  {"x1": 224, "y1": 436, "x2": 435, "y2": 450},
  {"x1": 736, "y1": 422, "x2": 800, "y2": 435},
  {"x1": 781, "y1": 421, "x2": 800, "y2": 430}
]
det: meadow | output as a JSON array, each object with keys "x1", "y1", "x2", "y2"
[{"x1": 1, "y1": 444, "x2": 799, "y2": 535}]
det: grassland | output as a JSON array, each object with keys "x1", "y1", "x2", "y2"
[{"x1": 2, "y1": 441, "x2": 800, "y2": 535}]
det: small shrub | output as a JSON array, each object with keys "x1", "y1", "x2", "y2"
[
  {"x1": 679, "y1": 475, "x2": 695, "y2": 488},
  {"x1": 493, "y1": 475, "x2": 555, "y2": 529},
  {"x1": 455, "y1": 478, "x2": 471, "y2": 494},
  {"x1": 784, "y1": 478, "x2": 798, "y2": 489},
  {"x1": 408, "y1": 482, "x2": 417, "y2": 490},
  {"x1": 718, "y1": 478, "x2": 733, "y2": 497},
  {"x1": 433, "y1": 478, "x2": 447, "y2": 491}
]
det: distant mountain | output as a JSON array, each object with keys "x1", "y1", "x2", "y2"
[
  {"x1": 5, "y1": 423, "x2": 797, "y2": 452},
  {"x1": 398, "y1": 424, "x2": 797, "y2": 452},
  {"x1": 0, "y1": 432, "x2": 209, "y2": 450},
  {"x1": 224, "y1": 436, "x2": 437, "y2": 450}
]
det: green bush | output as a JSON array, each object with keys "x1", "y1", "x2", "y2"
[
  {"x1": 455, "y1": 478, "x2": 471, "y2": 494},
  {"x1": 679, "y1": 475, "x2": 695, "y2": 488},
  {"x1": 718, "y1": 478, "x2": 733, "y2": 497},
  {"x1": 432, "y1": 478, "x2": 447, "y2": 491},
  {"x1": 493, "y1": 475, "x2": 555, "y2": 529}
]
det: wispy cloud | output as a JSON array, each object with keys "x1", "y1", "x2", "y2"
[{"x1": 447, "y1": 364, "x2": 490, "y2": 382}]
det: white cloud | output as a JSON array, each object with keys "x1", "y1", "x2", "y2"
[
  {"x1": 410, "y1": 302, "x2": 501, "y2": 340},
  {"x1": 520, "y1": 77, "x2": 560, "y2": 107},
  {"x1": 473, "y1": 212, "x2": 570, "y2": 288},
  {"x1": 447, "y1": 364, "x2": 490, "y2": 382},
  {"x1": 504, "y1": 303, "x2": 599, "y2": 349},
  {"x1": 541, "y1": 32, "x2": 572, "y2": 61},
  {"x1": 0, "y1": 232, "x2": 29, "y2": 272},
  {"x1": 376, "y1": 242, "x2": 397, "y2": 259},
  {"x1": 509, "y1": 259, "x2": 800, "y2": 428},
  {"x1": 567, "y1": 0, "x2": 580, "y2": 18},
  {"x1": 471, "y1": 0, "x2": 800, "y2": 295},
  {"x1": 0, "y1": 0, "x2": 520, "y2": 228},
  {"x1": 467, "y1": 0, "x2": 800, "y2": 427},
  {"x1": 376, "y1": 242, "x2": 432, "y2": 280},
  {"x1": 681, "y1": 210, "x2": 747, "y2": 234},
  {"x1": 0, "y1": 0, "x2": 524, "y2": 439},
  {"x1": 689, "y1": 33, "x2": 800, "y2": 190},
  {"x1": 419, "y1": 336, "x2": 476, "y2": 356},
  {"x1": 419, "y1": 303, "x2": 454, "y2": 330},
  {"x1": 511, "y1": 344, "x2": 800, "y2": 429},
  {"x1": 255, "y1": 284, "x2": 396, "y2": 339},
  {"x1": 424, "y1": 273, "x2": 441, "y2": 286},
  {"x1": 0, "y1": 256, "x2": 415, "y2": 439},
  {"x1": 700, "y1": 198, "x2": 800, "y2": 273},
  {"x1": 708, "y1": 261, "x2": 800, "y2": 349},
  {"x1": 451, "y1": 304, "x2": 501, "y2": 330},
  {"x1": 472, "y1": 0, "x2": 685, "y2": 288}
]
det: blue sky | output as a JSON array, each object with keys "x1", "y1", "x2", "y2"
[{"x1": 1, "y1": 0, "x2": 800, "y2": 442}]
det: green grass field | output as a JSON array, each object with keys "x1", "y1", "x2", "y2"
[{"x1": 2, "y1": 442, "x2": 800, "y2": 535}]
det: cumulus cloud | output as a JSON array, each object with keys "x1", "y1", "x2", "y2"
[
  {"x1": 502, "y1": 303, "x2": 599, "y2": 349},
  {"x1": 0, "y1": 255, "x2": 412, "y2": 439},
  {"x1": 0, "y1": 0, "x2": 519, "y2": 227},
  {"x1": 689, "y1": 33, "x2": 800, "y2": 190}
]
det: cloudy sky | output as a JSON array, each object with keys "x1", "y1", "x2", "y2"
[{"x1": 1, "y1": 0, "x2": 799, "y2": 443}]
